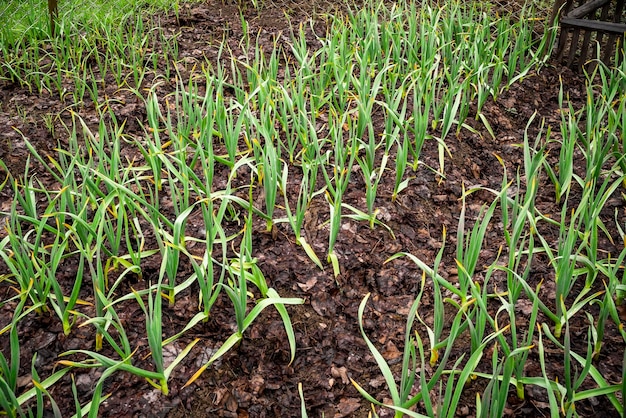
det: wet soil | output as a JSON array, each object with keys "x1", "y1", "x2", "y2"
[{"x1": 1, "y1": 1, "x2": 625, "y2": 417}]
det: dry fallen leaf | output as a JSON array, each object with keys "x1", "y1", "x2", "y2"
[
  {"x1": 331, "y1": 365, "x2": 350, "y2": 385},
  {"x1": 334, "y1": 397, "x2": 361, "y2": 418},
  {"x1": 297, "y1": 278, "x2": 318, "y2": 291},
  {"x1": 382, "y1": 341, "x2": 402, "y2": 361}
]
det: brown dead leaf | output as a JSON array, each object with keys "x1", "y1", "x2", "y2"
[
  {"x1": 297, "y1": 278, "x2": 318, "y2": 291},
  {"x1": 331, "y1": 365, "x2": 350, "y2": 385},
  {"x1": 334, "y1": 397, "x2": 362, "y2": 418},
  {"x1": 516, "y1": 299, "x2": 535, "y2": 316},
  {"x1": 382, "y1": 341, "x2": 402, "y2": 361},
  {"x1": 369, "y1": 375, "x2": 387, "y2": 388},
  {"x1": 249, "y1": 374, "x2": 265, "y2": 395},
  {"x1": 471, "y1": 162, "x2": 481, "y2": 179}
]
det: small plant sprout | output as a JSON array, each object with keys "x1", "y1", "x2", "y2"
[{"x1": 184, "y1": 212, "x2": 304, "y2": 388}]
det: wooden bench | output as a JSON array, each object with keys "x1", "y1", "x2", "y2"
[{"x1": 550, "y1": 0, "x2": 626, "y2": 68}]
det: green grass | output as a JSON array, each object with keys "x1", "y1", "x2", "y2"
[
  {"x1": 1, "y1": 0, "x2": 626, "y2": 416},
  {"x1": 0, "y1": 0, "x2": 180, "y2": 42}
]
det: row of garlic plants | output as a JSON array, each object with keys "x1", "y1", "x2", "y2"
[{"x1": 347, "y1": 53, "x2": 626, "y2": 417}]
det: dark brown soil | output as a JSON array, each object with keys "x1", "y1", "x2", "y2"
[{"x1": 1, "y1": 1, "x2": 625, "y2": 417}]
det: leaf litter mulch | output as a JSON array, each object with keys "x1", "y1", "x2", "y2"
[{"x1": 1, "y1": 0, "x2": 625, "y2": 417}]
